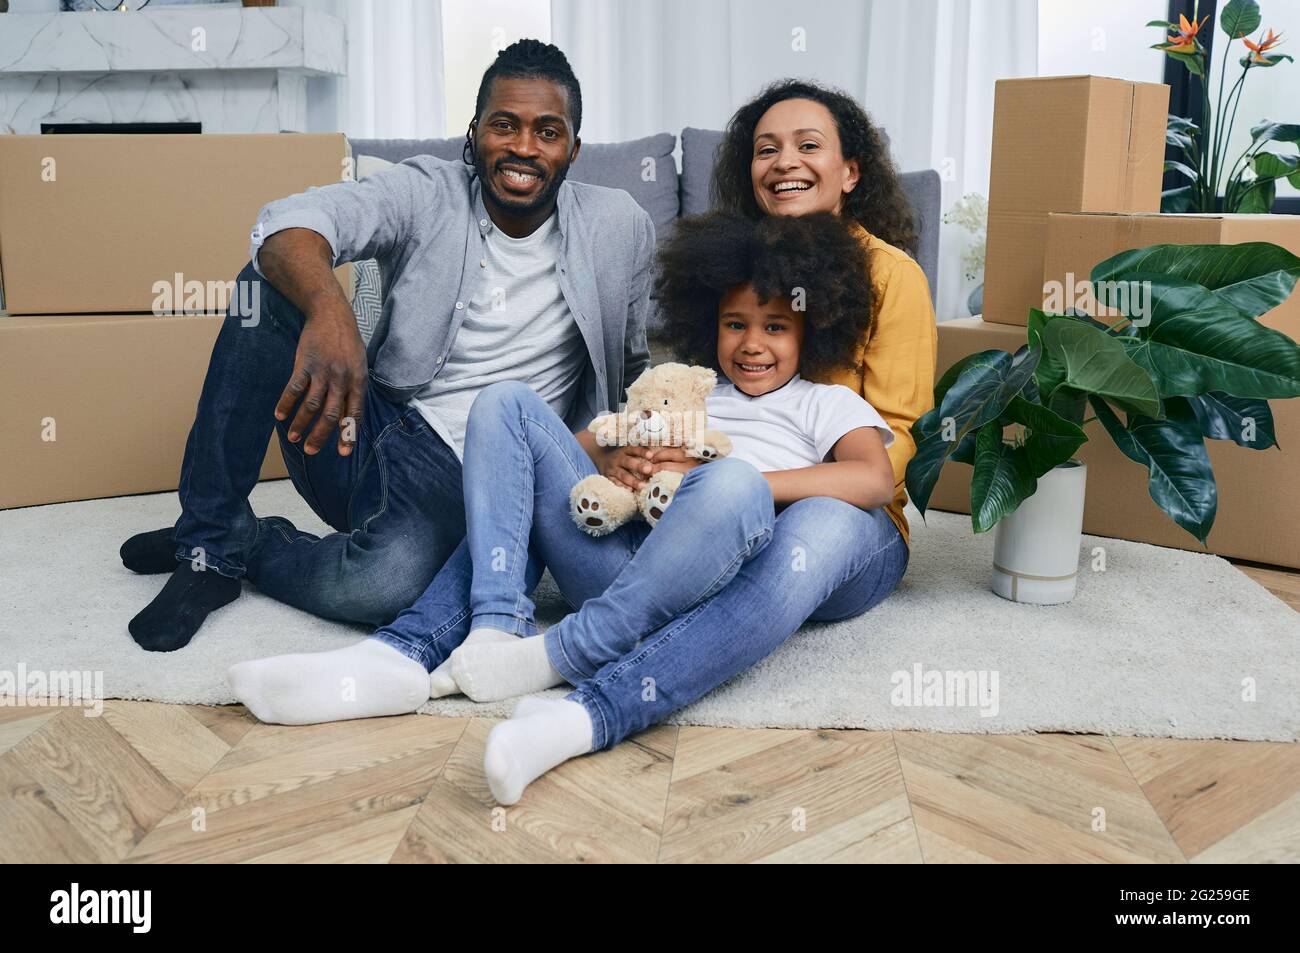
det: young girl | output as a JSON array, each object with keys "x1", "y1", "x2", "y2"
[{"x1": 230, "y1": 211, "x2": 900, "y2": 805}]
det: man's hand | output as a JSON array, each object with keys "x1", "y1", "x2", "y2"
[
  {"x1": 644, "y1": 446, "x2": 706, "y2": 476},
  {"x1": 274, "y1": 302, "x2": 369, "y2": 456}
]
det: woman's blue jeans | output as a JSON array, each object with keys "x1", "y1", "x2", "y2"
[{"x1": 372, "y1": 380, "x2": 909, "y2": 750}]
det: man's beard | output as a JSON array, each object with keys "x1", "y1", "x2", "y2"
[{"x1": 472, "y1": 145, "x2": 570, "y2": 215}]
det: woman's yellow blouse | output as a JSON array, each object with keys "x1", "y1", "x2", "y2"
[{"x1": 817, "y1": 224, "x2": 938, "y2": 547}]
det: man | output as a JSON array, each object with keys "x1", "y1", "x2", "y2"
[{"x1": 123, "y1": 39, "x2": 653, "y2": 651}]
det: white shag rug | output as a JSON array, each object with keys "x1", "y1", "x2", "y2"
[{"x1": 1, "y1": 480, "x2": 1296, "y2": 741}]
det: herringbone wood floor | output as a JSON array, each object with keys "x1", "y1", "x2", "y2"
[{"x1": 2, "y1": 563, "x2": 1296, "y2": 864}]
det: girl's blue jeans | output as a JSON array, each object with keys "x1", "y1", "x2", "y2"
[{"x1": 371, "y1": 380, "x2": 909, "y2": 750}]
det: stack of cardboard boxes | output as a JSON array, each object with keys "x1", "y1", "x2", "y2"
[
  {"x1": 0, "y1": 133, "x2": 353, "y2": 510},
  {"x1": 932, "y1": 75, "x2": 1300, "y2": 569}
]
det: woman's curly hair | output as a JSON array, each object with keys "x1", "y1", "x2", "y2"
[
  {"x1": 655, "y1": 211, "x2": 874, "y2": 379},
  {"x1": 710, "y1": 78, "x2": 917, "y2": 255}
]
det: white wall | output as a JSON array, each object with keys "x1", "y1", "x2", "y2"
[
  {"x1": 441, "y1": 0, "x2": 551, "y2": 140},
  {"x1": 1037, "y1": 0, "x2": 1167, "y2": 83}
]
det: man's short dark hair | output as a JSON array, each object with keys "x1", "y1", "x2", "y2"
[{"x1": 474, "y1": 39, "x2": 583, "y2": 137}]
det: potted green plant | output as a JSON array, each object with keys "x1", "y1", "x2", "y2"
[
  {"x1": 1151, "y1": 0, "x2": 1299, "y2": 212},
  {"x1": 906, "y1": 241, "x2": 1300, "y2": 604}
]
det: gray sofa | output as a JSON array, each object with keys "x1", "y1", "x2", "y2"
[{"x1": 348, "y1": 130, "x2": 941, "y2": 325}]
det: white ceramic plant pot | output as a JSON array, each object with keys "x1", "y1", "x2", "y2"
[{"x1": 990, "y1": 460, "x2": 1087, "y2": 605}]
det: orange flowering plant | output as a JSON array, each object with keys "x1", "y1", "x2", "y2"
[{"x1": 1150, "y1": 0, "x2": 1298, "y2": 212}]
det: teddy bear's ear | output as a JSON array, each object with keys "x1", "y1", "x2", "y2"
[
  {"x1": 624, "y1": 368, "x2": 652, "y2": 409},
  {"x1": 690, "y1": 366, "x2": 718, "y2": 401}
]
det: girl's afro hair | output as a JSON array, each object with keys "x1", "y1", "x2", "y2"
[{"x1": 654, "y1": 211, "x2": 875, "y2": 378}]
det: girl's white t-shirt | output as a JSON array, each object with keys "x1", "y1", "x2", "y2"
[{"x1": 705, "y1": 374, "x2": 895, "y2": 472}]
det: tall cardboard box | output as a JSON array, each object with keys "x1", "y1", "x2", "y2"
[
  {"x1": 927, "y1": 318, "x2": 1300, "y2": 569},
  {"x1": 1043, "y1": 212, "x2": 1300, "y2": 338},
  {"x1": 1, "y1": 313, "x2": 287, "y2": 510},
  {"x1": 982, "y1": 76, "x2": 1169, "y2": 326},
  {"x1": 0, "y1": 133, "x2": 353, "y2": 315}
]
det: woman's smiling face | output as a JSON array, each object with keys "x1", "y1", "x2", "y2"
[
  {"x1": 750, "y1": 98, "x2": 860, "y2": 218},
  {"x1": 716, "y1": 284, "x2": 806, "y2": 397}
]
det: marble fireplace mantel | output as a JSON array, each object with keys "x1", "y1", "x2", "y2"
[{"x1": 0, "y1": 6, "x2": 346, "y2": 133}]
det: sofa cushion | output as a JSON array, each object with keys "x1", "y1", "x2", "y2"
[
  {"x1": 347, "y1": 133, "x2": 679, "y2": 239},
  {"x1": 570, "y1": 132, "x2": 679, "y2": 238},
  {"x1": 349, "y1": 154, "x2": 395, "y2": 348},
  {"x1": 679, "y1": 127, "x2": 724, "y2": 218},
  {"x1": 352, "y1": 256, "x2": 383, "y2": 348},
  {"x1": 349, "y1": 137, "x2": 464, "y2": 165}
]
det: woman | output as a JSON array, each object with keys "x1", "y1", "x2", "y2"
[{"x1": 230, "y1": 79, "x2": 936, "y2": 804}]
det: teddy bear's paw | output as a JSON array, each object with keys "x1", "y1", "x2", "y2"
[
  {"x1": 643, "y1": 481, "x2": 676, "y2": 526},
  {"x1": 573, "y1": 491, "x2": 615, "y2": 535}
]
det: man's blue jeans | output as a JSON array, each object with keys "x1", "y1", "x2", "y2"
[
  {"x1": 171, "y1": 261, "x2": 466, "y2": 626},
  {"x1": 373, "y1": 381, "x2": 909, "y2": 750}
]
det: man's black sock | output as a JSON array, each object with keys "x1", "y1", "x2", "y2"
[
  {"x1": 120, "y1": 527, "x2": 181, "y2": 574},
  {"x1": 129, "y1": 565, "x2": 241, "y2": 652}
]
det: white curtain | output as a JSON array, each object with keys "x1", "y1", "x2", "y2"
[
  {"x1": 299, "y1": 0, "x2": 447, "y2": 139},
  {"x1": 863, "y1": 0, "x2": 1038, "y2": 320},
  {"x1": 550, "y1": 0, "x2": 872, "y2": 144},
  {"x1": 551, "y1": 0, "x2": 1038, "y2": 320}
]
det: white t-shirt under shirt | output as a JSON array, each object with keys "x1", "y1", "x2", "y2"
[
  {"x1": 410, "y1": 212, "x2": 586, "y2": 459},
  {"x1": 706, "y1": 374, "x2": 894, "y2": 472}
]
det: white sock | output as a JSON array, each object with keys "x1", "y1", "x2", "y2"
[
  {"x1": 428, "y1": 627, "x2": 515, "y2": 698},
  {"x1": 227, "y1": 638, "x2": 430, "y2": 725},
  {"x1": 451, "y1": 632, "x2": 565, "y2": 702},
  {"x1": 484, "y1": 697, "x2": 594, "y2": 805}
]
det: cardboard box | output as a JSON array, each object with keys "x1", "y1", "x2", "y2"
[
  {"x1": 927, "y1": 317, "x2": 1300, "y2": 569},
  {"x1": 1043, "y1": 212, "x2": 1300, "y2": 338},
  {"x1": 982, "y1": 76, "x2": 1169, "y2": 327},
  {"x1": 1, "y1": 313, "x2": 287, "y2": 510},
  {"x1": 0, "y1": 133, "x2": 353, "y2": 315}
]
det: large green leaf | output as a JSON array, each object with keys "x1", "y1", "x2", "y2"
[
  {"x1": 933, "y1": 347, "x2": 1022, "y2": 410},
  {"x1": 1114, "y1": 276, "x2": 1300, "y2": 398},
  {"x1": 1162, "y1": 48, "x2": 1206, "y2": 76},
  {"x1": 949, "y1": 430, "x2": 977, "y2": 465},
  {"x1": 1090, "y1": 397, "x2": 1218, "y2": 543},
  {"x1": 1220, "y1": 0, "x2": 1261, "y2": 39},
  {"x1": 1251, "y1": 151, "x2": 1300, "y2": 188},
  {"x1": 969, "y1": 422, "x2": 1037, "y2": 534},
  {"x1": 1002, "y1": 395, "x2": 1089, "y2": 478},
  {"x1": 1234, "y1": 177, "x2": 1276, "y2": 213},
  {"x1": 1127, "y1": 406, "x2": 1218, "y2": 544},
  {"x1": 1029, "y1": 310, "x2": 1113, "y2": 422},
  {"x1": 1249, "y1": 121, "x2": 1300, "y2": 145},
  {"x1": 1088, "y1": 397, "x2": 1146, "y2": 465},
  {"x1": 1186, "y1": 392, "x2": 1278, "y2": 449},
  {"x1": 1241, "y1": 53, "x2": 1293, "y2": 67},
  {"x1": 1040, "y1": 319, "x2": 1161, "y2": 416},
  {"x1": 906, "y1": 346, "x2": 1039, "y2": 516},
  {"x1": 1164, "y1": 114, "x2": 1199, "y2": 154},
  {"x1": 1089, "y1": 242, "x2": 1300, "y2": 320},
  {"x1": 1027, "y1": 308, "x2": 1065, "y2": 392},
  {"x1": 1160, "y1": 185, "x2": 1198, "y2": 212},
  {"x1": 948, "y1": 357, "x2": 1090, "y2": 478}
]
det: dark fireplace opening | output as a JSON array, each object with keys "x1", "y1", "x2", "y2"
[{"x1": 40, "y1": 122, "x2": 202, "y2": 134}]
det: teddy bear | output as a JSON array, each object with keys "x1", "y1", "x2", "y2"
[{"x1": 570, "y1": 363, "x2": 732, "y2": 536}]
